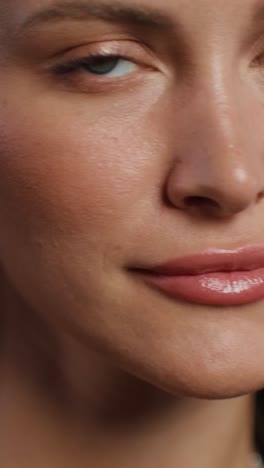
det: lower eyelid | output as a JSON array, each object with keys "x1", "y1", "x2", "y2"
[
  {"x1": 45, "y1": 43, "x2": 163, "y2": 92},
  {"x1": 52, "y1": 65, "x2": 155, "y2": 94}
]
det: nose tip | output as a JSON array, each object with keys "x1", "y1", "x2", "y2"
[
  {"x1": 164, "y1": 73, "x2": 264, "y2": 220},
  {"x1": 166, "y1": 165, "x2": 264, "y2": 219},
  {"x1": 181, "y1": 188, "x2": 264, "y2": 218}
]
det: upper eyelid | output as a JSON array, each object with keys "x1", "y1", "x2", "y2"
[{"x1": 47, "y1": 40, "x2": 157, "y2": 69}]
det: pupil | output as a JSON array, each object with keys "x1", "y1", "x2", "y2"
[{"x1": 86, "y1": 57, "x2": 119, "y2": 75}]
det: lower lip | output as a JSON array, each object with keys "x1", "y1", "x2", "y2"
[{"x1": 137, "y1": 268, "x2": 264, "y2": 306}]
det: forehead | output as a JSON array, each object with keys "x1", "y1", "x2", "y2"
[
  {"x1": 2, "y1": 0, "x2": 264, "y2": 42},
  {"x1": 3, "y1": 0, "x2": 263, "y2": 20}
]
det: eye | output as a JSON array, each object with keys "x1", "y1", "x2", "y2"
[{"x1": 54, "y1": 54, "x2": 138, "y2": 78}]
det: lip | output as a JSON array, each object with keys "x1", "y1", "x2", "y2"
[{"x1": 132, "y1": 246, "x2": 264, "y2": 306}]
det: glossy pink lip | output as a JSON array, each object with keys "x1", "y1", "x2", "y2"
[{"x1": 133, "y1": 247, "x2": 264, "y2": 306}]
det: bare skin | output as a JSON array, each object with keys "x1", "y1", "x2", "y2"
[
  {"x1": 1, "y1": 0, "x2": 264, "y2": 466},
  {"x1": 0, "y1": 278, "x2": 256, "y2": 468}
]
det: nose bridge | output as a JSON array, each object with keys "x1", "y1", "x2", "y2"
[
  {"x1": 190, "y1": 47, "x2": 240, "y2": 141},
  {"x1": 190, "y1": 73, "x2": 245, "y2": 173},
  {"x1": 166, "y1": 62, "x2": 264, "y2": 217}
]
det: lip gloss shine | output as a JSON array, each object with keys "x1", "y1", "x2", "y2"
[{"x1": 135, "y1": 247, "x2": 264, "y2": 306}]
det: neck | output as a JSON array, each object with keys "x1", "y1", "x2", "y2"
[{"x1": 0, "y1": 276, "x2": 256, "y2": 468}]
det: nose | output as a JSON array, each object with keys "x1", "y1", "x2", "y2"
[{"x1": 165, "y1": 87, "x2": 264, "y2": 219}]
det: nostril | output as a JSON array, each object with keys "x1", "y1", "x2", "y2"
[
  {"x1": 184, "y1": 196, "x2": 219, "y2": 212},
  {"x1": 257, "y1": 191, "x2": 264, "y2": 203}
]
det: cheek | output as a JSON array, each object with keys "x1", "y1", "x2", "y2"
[
  {"x1": 0, "y1": 81, "x2": 170, "y2": 348},
  {"x1": 0, "y1": 86, "x2": 165, "y2": 250}
]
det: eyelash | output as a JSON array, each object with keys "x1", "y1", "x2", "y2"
[{"x1": 53, "y1": 52, "x2": 137, "y2": 77}]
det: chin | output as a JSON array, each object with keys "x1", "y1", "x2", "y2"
[
  {"x1": 153, "y1": 366, "x2": 263, "y2": 400},
  {"x1": 122, "y1": 355, "x2": 264, "y2": 400},
  {"x1": 104, "y1": 312, "x2": 264, "y2": 401}
]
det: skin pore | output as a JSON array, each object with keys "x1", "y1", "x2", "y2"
[{"x1": 2, "y1": 0, "x2": 264, "y2": 466}]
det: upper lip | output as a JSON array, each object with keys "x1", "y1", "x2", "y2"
[{"x1": 138, "y1": 246, "x2": 264, "y2": 276}]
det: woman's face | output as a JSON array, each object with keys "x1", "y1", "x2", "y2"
[{"x1": 2, "y1": 0, "x2": 264, "y2": 398}]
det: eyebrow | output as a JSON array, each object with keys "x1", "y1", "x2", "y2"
[{"x1": 20, "y1": 1, "x2": 174, "y2": 32}]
